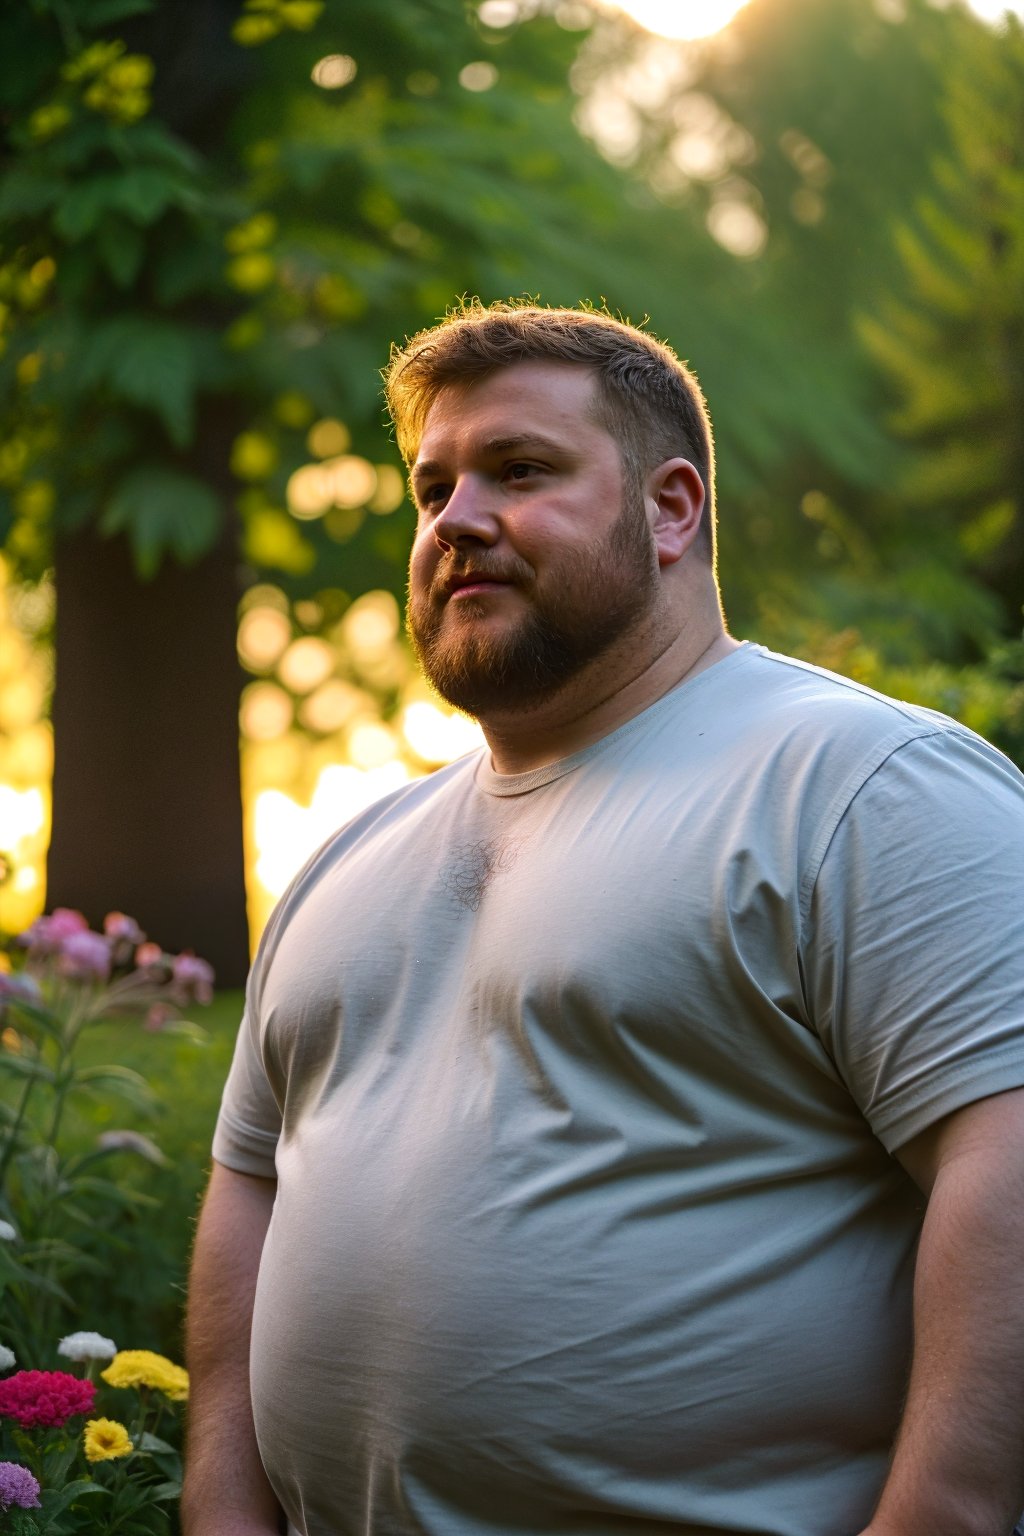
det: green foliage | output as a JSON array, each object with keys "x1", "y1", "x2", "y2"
[
  {"x1": 0, "y1": 912, "x2": 211, "y2": 1364},
  {"x1": 857, "y1": 10, "x2": 1024, "y2": 636},
  {"x1": 101, "y1": 467, "x2": 221, "y2": 576},
  {"x1": 0, "y1": 0, "x2": 701, "y2": 589},
  {"x1": 1, "y1": 1379, "x2": 185, "y2": 1535}
]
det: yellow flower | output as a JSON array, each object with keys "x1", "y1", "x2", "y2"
[
  {"x1": 226, "y1": 253, "x2": 276, "y2": 293},
  {"x1": 105, "y1": 55, "x2": 154, "y2": 92},
  {"x1": 231, "y1": 431, "x2": 278, "y2": 481},
  {"x1": 225, "y1": 213, "x2": 278, "y2": 254},
  {"x1": 27, "y1": 103, "x2": 72, "y2": 141},
  {"x1": 278, "y1": 0, "x2": 323, "y2": 28},
  {"x1": 232, "y1": 14, "x2": 281, "y2": 45},
  {"x1": 84, "y1": 1418, "x2": 133, "y2": 1462},
  {"x1": 101, "y1": 1349, "x2": 190, "y2": 1401}
]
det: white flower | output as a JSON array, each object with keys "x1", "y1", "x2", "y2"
[
  {"x1": 0, "y1": 1343, "x2": 15, "y2": 1371},
  {"x1": 0, "y1": 1220, "x2": 16, "y2": 1242},
  {"x1": 57, "y1": 1331, "x2": 117, "y2": 1363}
]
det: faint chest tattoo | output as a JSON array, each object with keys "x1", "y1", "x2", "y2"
[{"x1": 441, "y1": 835, "x2": 522, "y2": 911}]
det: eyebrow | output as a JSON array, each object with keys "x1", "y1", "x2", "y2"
[{"x1": 411, "y1": 432, "x2": 571, "y2": 485}]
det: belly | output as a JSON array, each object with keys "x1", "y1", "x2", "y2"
[{"x1": 250, "y1": 1104, "x2": 917, "y2": 1534}]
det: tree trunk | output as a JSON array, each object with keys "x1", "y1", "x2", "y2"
[{"x1": 46, "y1": 525, "x2": 249, "y2": 987}]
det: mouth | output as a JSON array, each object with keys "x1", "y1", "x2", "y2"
[{"x1": 443, "y1": 572, "x2": 514, "y2": 601}]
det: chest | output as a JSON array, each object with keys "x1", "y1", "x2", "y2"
[{"x1": 256, "y1": 774, "x2": 816, "y2": 1114}]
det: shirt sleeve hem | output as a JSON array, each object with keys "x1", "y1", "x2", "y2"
[
  {"x1": 211, "y1": 1115, "x2": 279, "y2": 1179},
  {"x1": 871, "y1": 1046, "x2": 1024, "y2": 1152}
]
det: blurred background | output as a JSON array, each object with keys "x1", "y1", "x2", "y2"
[{"x1": 1, "y1": 0, "x2": 1022, "y2": 985}]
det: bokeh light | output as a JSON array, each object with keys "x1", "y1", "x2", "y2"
[
  {"x1": 368, "y1": 465, "x2": 406, "y2": 515},
  {"x1": 0, "y1": 559, "x2": 51, "y2": 935},
  {"x1": 238, "y1": 605, "x2": 292, "y2": 671},
  {"x1": 307, "y1": 418, "x2": 351, "y2": 458},
  {"x1": 239, "y1": 583, "x2": 487, "y2": 942},
  {"x1": 312, "y1": 54, "x2": 357, "y2": 88},
  {"x1": 460, "y1": 61, "x2": 499, "y2": 91},
  {"x1": 240, "y1": 681, "x2": 293, "y2": 742},
  {"x1": 277, "y1": 636, "x2": 336, "y2": 694},
  {"x1": 326, "y1": 455, "x2": 377, "y2": 509},
  {"x1": 286, "y1": 463, "x2": 335, "y2": 519},
  {"x1": 607, "y1": 0, "x2": 752, "y2": 40}
]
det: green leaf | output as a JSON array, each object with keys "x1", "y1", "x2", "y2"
[
  {"x1": 122, "y1": 121, "x2": 202, "y2": 177},
  {"x1": 53, "y1": 177, "x2": 121, "y2": 241},
  {"x1": 137, "y1": 1433, "x2": 176, "y2": 1455},
  {"x1": 0, "y1": 998, "x2": 64, "y2": 1042},
  {"x1": 161, "y1": 1019, "x2": 208, "y2": 1044},
  {"x1": 147, "y1": 1479, "x2": 183, "y2": 1501},
  {"x1": 0, "y1": 170, "x2": 64, "y2": 221},
  {"x1": 97, "y1": 219, "x2": 146, "y2": 288},
  {"x1": 152, "y1": 238, "x2": 221, "y2": 306},
  {"x1": 74, "y1": 1063, "x2": 156, "y2": 1098},
  {"x1": 0, "y1": 1054, "x2": 54, "y2": 1084},
  {"x1": 101, "y1": 465, "x2": 222, "y2": 578},
  {"x1": 111, "y1": 167, "x2": 181, "y2": 226},
  {"x1": 70, "y1": 1174, "x2": 162, "y2": 1206},
  {"x1": 78, "y1": 317, "x2": 200, "y2": 445},
  {"x1": 39, "y1": 1478, "x2": 107, "y2": 1523}
]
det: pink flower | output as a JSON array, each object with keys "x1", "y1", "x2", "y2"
[
  {"x1": 104, "y1": 912, "x2": 146, "y2": 967},
  {"x1": 145, "y1": 1003, "x2": 176, "y2": 1033},
  {"x1": 17, "y1": 907, "x2": 89, "y2": 955},
  {"x1": 171, "y1": 951, "x2": 215, "y2": 1005},
  {"x1": 104, "y1": 912, "x2": 145, "y2": 943},
  {"x1": 0, "y1": 1370, "x2": 95, "y2": 1428},
  {"x1": 134, "y1": 941, "x2": 168, "y2": 974},
  {"x1": 57, "y1": 931, "x2": 111, "y2": 983}
]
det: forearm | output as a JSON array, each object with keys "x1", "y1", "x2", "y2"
[
  {"x1": 181, "y1": 1162, "x2": 283, "y2": 1536},
  {"x1": 863, "y1": 1141, "x2": 1024, "y2": 1536}
]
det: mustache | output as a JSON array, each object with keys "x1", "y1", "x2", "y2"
[{"x1": 432, "y1": 554, "x2": 534, "y2": 597}]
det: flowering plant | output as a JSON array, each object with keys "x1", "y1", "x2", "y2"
[
  {"x1": 0, "y1": 1336, "x2": 187, "y2": 1533},
  {"x1": 0, "y1": 908, "x2": 212, "y2": 1364}
]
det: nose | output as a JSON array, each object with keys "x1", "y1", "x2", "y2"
[{"x1": 431, "y1": 474, "x2": 499, "y2": 552}]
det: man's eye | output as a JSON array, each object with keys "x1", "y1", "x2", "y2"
[
  {"x1": 506, "y1": 462, "x2": 538, "y2": 482},
  {"x1": 420, "y1": 483, "x2": 449, "y2": 507}
]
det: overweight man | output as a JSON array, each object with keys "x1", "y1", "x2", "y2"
[{"x1": 183, "y1": 303, "x2": 1024, "y2": 1536}]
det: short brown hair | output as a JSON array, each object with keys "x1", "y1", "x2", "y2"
[{"x1": 383, "y1": 300, "x2": 717, "y2": 562}]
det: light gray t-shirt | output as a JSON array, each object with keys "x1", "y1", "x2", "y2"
[{"x1": 214, "y1": 644, "x2": 1024, "y2": 1536}]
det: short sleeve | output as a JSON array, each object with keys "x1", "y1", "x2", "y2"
[
  {"x1": 803, "y1": 729, "x2": 1024, "y2": 1151},
  {"x1": 212, "y1": 991, "x2": 282, "y2": 1178}
]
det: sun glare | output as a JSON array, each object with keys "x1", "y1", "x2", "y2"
[{"x1": 609, "y1": 0, "x2": 752, "y2": 41}]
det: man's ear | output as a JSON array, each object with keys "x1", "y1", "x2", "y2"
[{"x1": 647, "y1": 458, "x2": 705, "y2": 567}]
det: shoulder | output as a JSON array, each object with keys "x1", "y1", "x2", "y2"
[
  {"x1": 248, "y1": 748, "x2": 484, "y2": 987},
  {"x1": 709, "y1": 643, "x2": 1012, "y2": 789},
  {"x1": 725, "y1": 644, "x2": 959, "y2": 739}
]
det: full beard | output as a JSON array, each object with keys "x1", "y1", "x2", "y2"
[{"x1": 406, "y1": 495, "x2": 658, "y2": 717}]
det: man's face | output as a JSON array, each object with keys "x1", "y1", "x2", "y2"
[{"x1": 407, "y1": 361, "x2": 659, "y2": 717}]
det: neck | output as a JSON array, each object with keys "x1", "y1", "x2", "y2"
[{"x1": 477, "y1": 606, "x2": 740, "y2": 776}]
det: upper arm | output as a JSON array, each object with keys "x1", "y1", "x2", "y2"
[
  {"x1": 895, "y1": 1086, "x2": 1024, "y2": 1198},
  {"x1": 804, "y1": 730, "x2": 1024, "y2": 1153}
]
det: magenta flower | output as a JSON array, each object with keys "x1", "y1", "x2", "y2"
[
  {"x1": 17, "y1": 907, "x2": 89, "y2": 955},
  {"x1": 0, "y1": 1369, "x2": 95, "y2": 1428},
  {"x1": 0, "y1": 1461, "x2": 41, "y2": 1511},
  {"x1": 57, "y1": 931, "x2": 111, "y2": 983},
  {"x1": 171, "y1": 951, "x2": 215, "y2": 1004}
]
